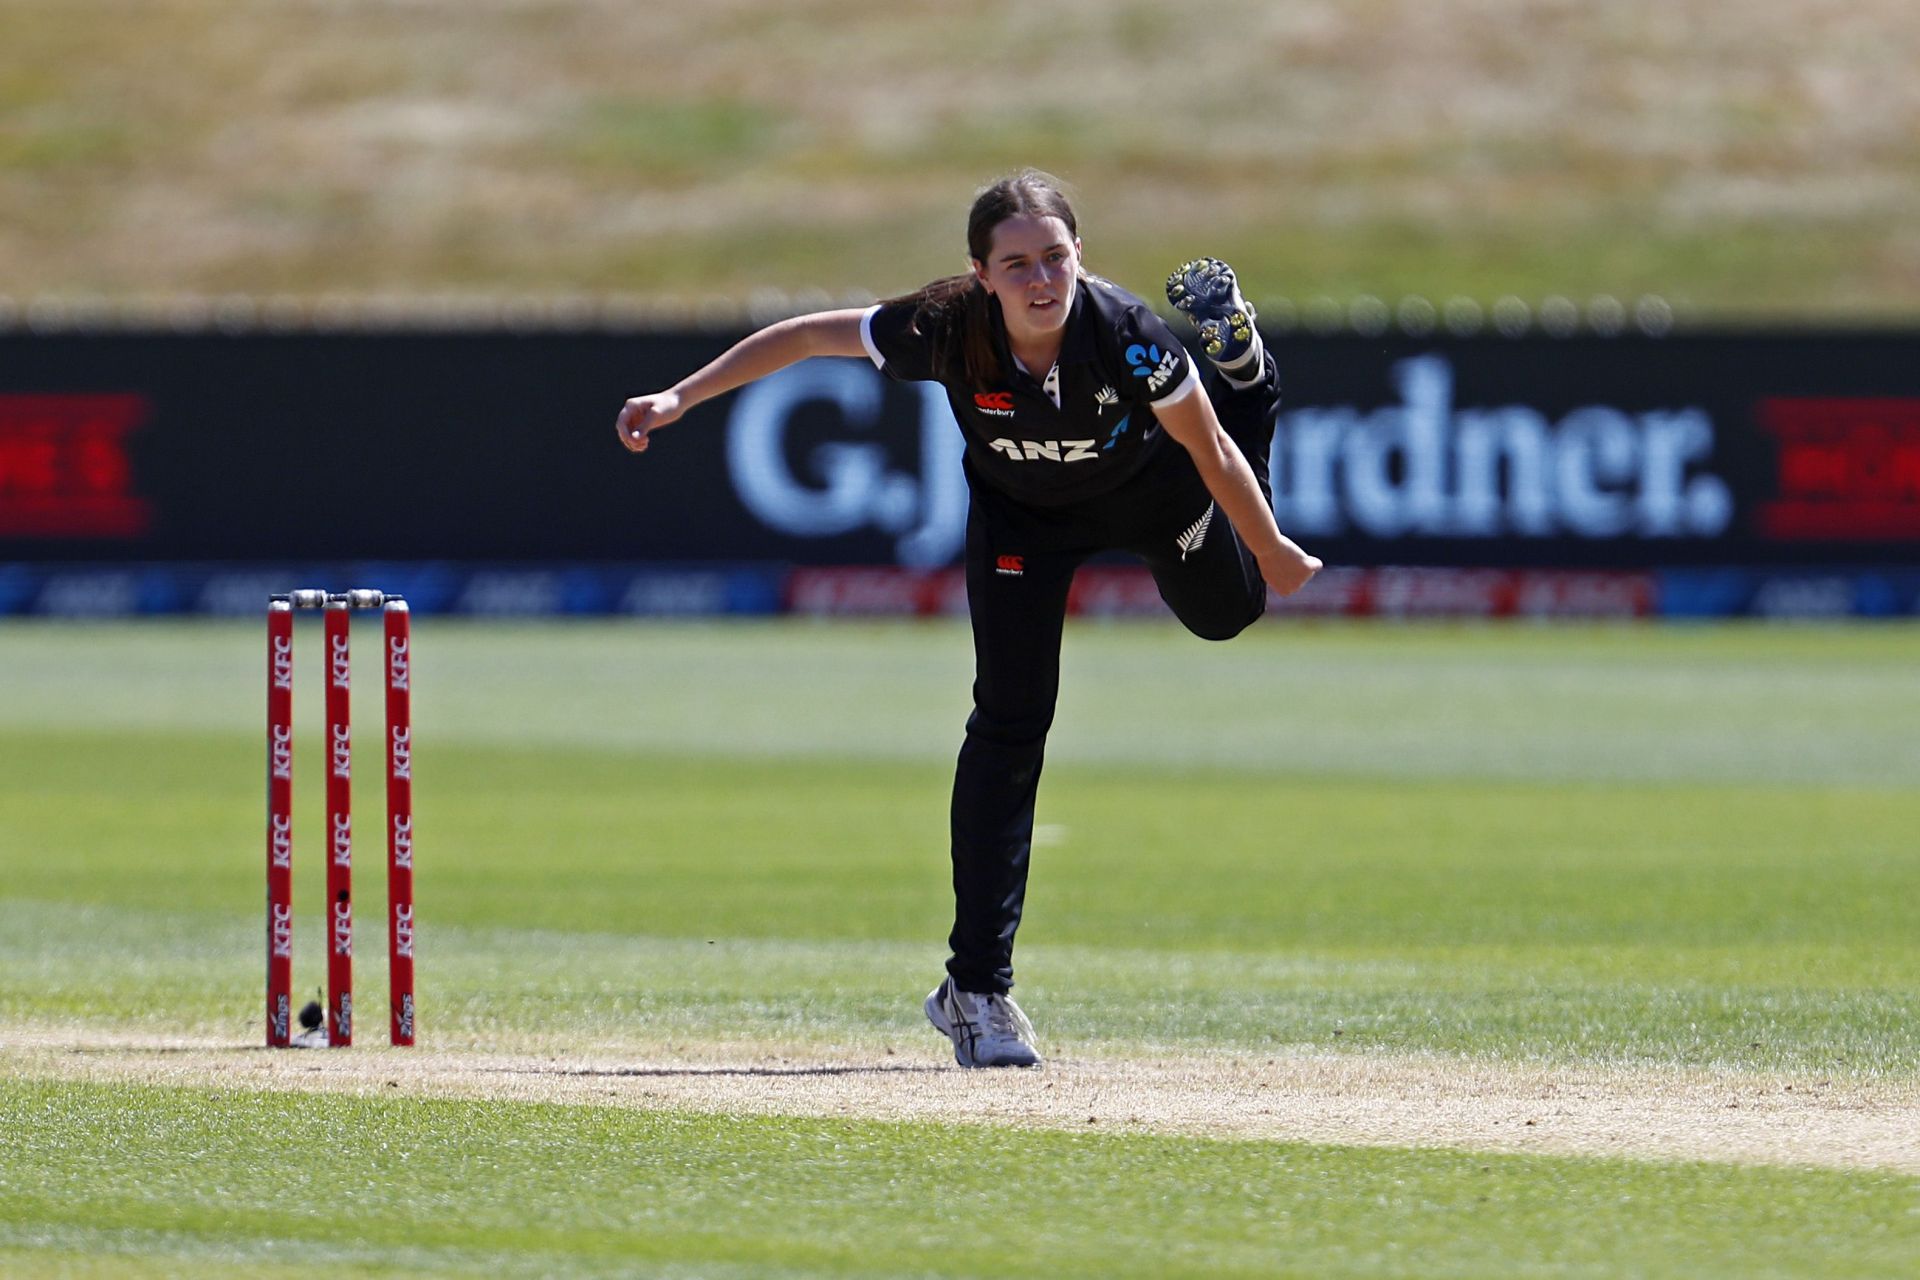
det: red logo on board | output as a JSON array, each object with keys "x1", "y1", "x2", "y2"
[
  {"x1": 0, "y1": 394, "x2": 152, "y2": 538},
  {"x1": 1757, "y1": 398, "x2": 1920, "y2": 540}
]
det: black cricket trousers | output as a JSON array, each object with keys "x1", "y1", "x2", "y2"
[{"x1": 946, "y1": 354, "x2": 1281, "y2": 994}]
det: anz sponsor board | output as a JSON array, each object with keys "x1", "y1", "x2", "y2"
[
  {"x1": 0, "y1": 564, "x2": 790, "y2": 617},
  {"x1": 783, "y1": 565, "x2": 1663, "y2": 620},
  {"x1": 786, "y1": 566, "x2": 969, "y2": 618},
  {"x1": 1070, "y1": 565, "x2": 1657, "y2": 620},
  {"x1": 0, "y1": 560, "x2": 1909, "y2": 619},
  {"x1": 1660, "y1": 568, "x2": 1920, "y2": 619}
]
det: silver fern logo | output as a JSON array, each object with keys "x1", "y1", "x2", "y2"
[
  {"x1": 1176, "y1": 502, "x2": 1215, "y2": 560},
  {"x1": 1094, "y1": 385, "x2": 1119, "y2": 411}
]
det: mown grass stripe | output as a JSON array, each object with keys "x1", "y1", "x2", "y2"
[{"x1": 3, "y1": 1080, "x2": 1915, "y2": 1280}]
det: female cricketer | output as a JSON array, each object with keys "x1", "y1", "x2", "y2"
[{"x1": 616, "y1": 170, "x2": 1320, "y2": 1067}]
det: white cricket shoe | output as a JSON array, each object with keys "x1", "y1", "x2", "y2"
[{"x1": 925, "y1": 978, "x2": 1042, "y2": 1068}]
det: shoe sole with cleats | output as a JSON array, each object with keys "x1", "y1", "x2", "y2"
[{"x1": 1166, "y1": 257, "x2": 1258, "y2": 363}]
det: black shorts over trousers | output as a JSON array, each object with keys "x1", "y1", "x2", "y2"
[{"x1": 946, "y1": 354, "x2": 1281, "y2": 994}]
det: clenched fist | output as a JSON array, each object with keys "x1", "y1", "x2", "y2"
[{"x1": 615, "y1": 391, "x2": 684, "y2": 453}]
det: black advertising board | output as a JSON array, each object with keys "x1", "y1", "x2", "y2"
[
  {"x1": 1, "y1": 328, "x2": 1916, "y2": 569},
  {"x1": 1274, "y1": 335, "x2": 1920, "y2": 568}
]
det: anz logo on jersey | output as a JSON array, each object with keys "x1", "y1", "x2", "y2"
[
  {"x1": 988, "y1": 438, "x2": 1099, "y2": 463},
  {"x1": 1126, "y1": 343, "x2": 1181, "y2": 397}
]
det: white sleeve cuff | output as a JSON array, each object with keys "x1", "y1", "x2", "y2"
[
  {"x1": 1150, "y1": 362, "x2": 1202, "y2": 405},
  {"x1": 858, "y1": 305, "x2": 887, "y2": 373}
]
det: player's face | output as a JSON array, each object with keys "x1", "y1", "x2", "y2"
[{"x1": 972, "y1": 214, "x2": 1081, "y2": 343}]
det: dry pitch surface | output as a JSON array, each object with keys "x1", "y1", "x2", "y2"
[{"x1": 9, "y1": 1026, "x2": 1915, "y2": 1176}]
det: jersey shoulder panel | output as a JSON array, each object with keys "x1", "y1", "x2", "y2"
[
  {"x1": 864, "y1": 298, "x2": 950, "y2": 382},
  {"x1": 1081, "y1": 277, "x2": 1195, "y2": 405}
]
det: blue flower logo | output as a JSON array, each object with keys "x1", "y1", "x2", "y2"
[{"x1": 1125, "y1": 343, "x2": 1161, "y2": 378}]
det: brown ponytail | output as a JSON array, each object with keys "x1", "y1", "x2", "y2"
[{"x1": 882, "y1": 168, "x2": 1081, "y2": 391}]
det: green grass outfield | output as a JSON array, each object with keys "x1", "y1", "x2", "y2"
[{"x1": 1, "y1": 620, "x2": 1916, "y2": 1277}]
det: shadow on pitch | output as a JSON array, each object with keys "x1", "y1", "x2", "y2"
[
  {"x1": 51, "y1": 1046, "x2": 951, "y2": 1076},
  {"x1": 492, "y1": 1062, "x2": 949, "y2": 1079}
]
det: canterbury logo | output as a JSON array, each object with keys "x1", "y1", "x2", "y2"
[
  {"x1": 973, "y1": 391, "x2": 1016, "y2": 417},
  {"x1": 995, "y1": 555, "x2": 1024, "y2": 577},
  {"x1": 1177, "y1": 502, "x2": 1215, "y2": 560}
]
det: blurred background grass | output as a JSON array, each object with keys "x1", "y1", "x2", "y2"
[{"x1": 2, "y1": 0, "x2": 1916, "y2": 321}]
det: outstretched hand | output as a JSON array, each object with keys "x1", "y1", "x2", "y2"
[
  {"x1": 615, "y1": 391, "x2": 684, "y2": 453},
  {"x1": 1260, "y1": 547, "x2": 1323, "y2": 598}
]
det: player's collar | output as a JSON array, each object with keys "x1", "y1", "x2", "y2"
[
  {"x1": 989, "y1": 282, "x2": 1096, "y2": 369},
  {"x1": 1059, "y1": 282, "x2": 1096, "y2": 363}
]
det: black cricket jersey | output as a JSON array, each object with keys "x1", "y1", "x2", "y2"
[{"x1": 861, "y1": 275, "x2": 1201, "y2": 508}]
